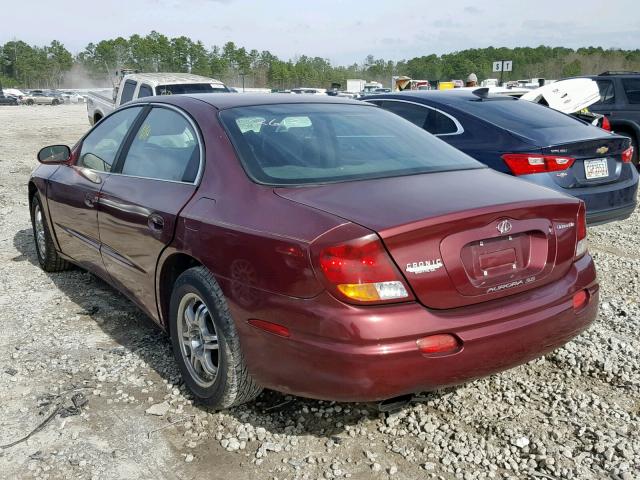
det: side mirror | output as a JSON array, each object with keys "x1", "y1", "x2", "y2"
[{"x1": 37, "y1": 145, "x2": 70, "y2": 164}]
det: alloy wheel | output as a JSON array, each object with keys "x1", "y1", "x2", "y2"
[
  {"x1": 34, "y1": 203, "x2": 47, "y2": 259},
  {"x1": 177, "y1": 293, "x2": 219, "y2": 387}
]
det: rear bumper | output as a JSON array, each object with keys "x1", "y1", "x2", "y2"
[
  {"x1": 225, "y1": 255, "x2": 598, "y2": 402},
  {"x1": 586, "y1": 201, "x2": 637, "y2": 225},
  {"x1": 522, "y1": 166, "x2": 638, "y2": 225}
]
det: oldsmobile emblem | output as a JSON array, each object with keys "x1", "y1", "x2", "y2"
[
  {"x1": 406, "y1": 259, "x2": 443, "y2": 275},
  {"x1": 596, "y1": 146, "x2": 609, "y2": 155},
  {"x1": 496, "y1": 219, "x2": 512, "y2": 235}
]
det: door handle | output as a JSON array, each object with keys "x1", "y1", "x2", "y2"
[
  {"x1": 84, "y1": 193, "x2": 98, "y2": 208},
  {"x1": 148, "y1": 213, "x2": 165, "y2": 231}
]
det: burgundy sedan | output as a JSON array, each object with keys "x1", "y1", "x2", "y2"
[{"x1": 29, "y1": 94, "x2": 598, "y2": 409}]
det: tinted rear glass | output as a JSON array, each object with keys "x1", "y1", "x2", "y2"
[
  {"x1": 622, "y1": 78, "x2": 640, "y2": 104},
  {"x1": 156, "y1": 83, "x2": 229, "y2": 95},
  {"x1": 462, "y1": 98, "x2": 582, "y2": 130},
  {"x1": 219, "y1": 103, "x2": 482, "y2": 185}
]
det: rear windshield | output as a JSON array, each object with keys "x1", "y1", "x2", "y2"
[
  {"x1": 462, "y1": 97, "x2": 583, "y2": 130},
  {"x1": 156, "y1": 83, "x2": 229, "y2": 95},
  {"x1": 219, "y1": 103, "x2": 482, "y2": 185}
]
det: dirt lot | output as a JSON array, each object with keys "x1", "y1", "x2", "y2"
[{"x1": 0, "y1": 104, "x2": 638, "y2": 480}]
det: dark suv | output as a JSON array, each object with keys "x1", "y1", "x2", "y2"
[{"x1": 580, "y1": 72, "x2": 640, "y2": 167}]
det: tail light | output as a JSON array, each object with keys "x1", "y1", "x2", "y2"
[
  {"x1": 622, "y1": 145, "x2": 634, "y2": 163},
  {"x1": 317, "y1": 234, "x2": 412, "y2": 304},
  {"x1": 600, "y1": 115, "x2": 611, "y2": 131},
  {"x1": 502, "y1": 153, "x2": 575, "y2": 176},
  {"x1": 575, "y1": 202, "x2": 587, "y2": 259},
  {"x1": 417, "y1": 334, "x2": 461, "y2": 355},
  {"x1": 248, "y1": 319, "x2": 290, "y2": 337},
  {"x1": 572, "y1": 290, "x2": 589, "y2": 311}
]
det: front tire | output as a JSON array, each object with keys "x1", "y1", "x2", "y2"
[
  {"x1": 169, "y1": 266, "x2": 262, "y2": 409},
  {"x1": 30, "y1": 195, "x2": 70, "y2": 272}
]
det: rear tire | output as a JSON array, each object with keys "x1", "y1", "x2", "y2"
[
  {"x1": 169, "y1": 266, "x2": 262, "y2": 409},
  {"x1": 52, "y1": 99, "x2": 59, "y2": 106},
  {"x1": 30, "y1": 195, "x2": 71, "y2": 272}
]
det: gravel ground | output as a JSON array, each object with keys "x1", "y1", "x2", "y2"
[{"x1": 0, "y1": 104, "x2": 638, "y2": 480}]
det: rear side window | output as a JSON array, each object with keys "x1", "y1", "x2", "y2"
[
  {"x1": 120, "y1": 107, "x2": 200, "y2": 182},
  {"x1": 156, "y1": 83, "x2": 229, "y2": 95},
  {"x1": 79, "y1": 107, "x2": 143, "y2": 172},
  {"x1": 462, "y1": 98, "x2": 582, "y2": 130},
  {"x1": 219, "y1": 103, "x2": 481, "y2": 186},
  {"x1": 138, "y1": 84, "x2": 153, "y2": 98},
  {"x1": 596, "y1": 80, "x2": 616, "y2": 104},
  {"x1": 622, "y1": 78, "x2": 640, "y2": 104},
  {"x1": 429, "y1": 110, "x2": 458, "y2": 135},
  {"x1": 120, "y1": 80, "x2": 136, "y2": 104},
  {"x1": 376, "y1": 101, "x2": 459, "y2": 135},
  {"x1": 380, "y1": 101, "x2": 429, "y2": 129}
]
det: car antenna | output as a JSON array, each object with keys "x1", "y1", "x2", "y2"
[{"x1": 472, "y1": 87, "x2": 489, "y2": 100}]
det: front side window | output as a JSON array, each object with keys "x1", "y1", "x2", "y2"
[
  {"x1": 596, "y1": 80, "x2": 616, "y2": 104},
  {"x1": 78, "y1": 107, "x2": 143, "y2": 172},
  {"x1": 220, "y1": 103, "x2": 482, "y2": 186},
  {"x1": 622, "y1": 78, "x2": 640, "y2": 104},
  {"x1": 120, "y1": 107, "x2": 200, "y2": 182}
]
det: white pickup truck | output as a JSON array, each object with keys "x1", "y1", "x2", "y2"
[{"x1": 86, "y1": 72, "x2": 229, "y2": 125}]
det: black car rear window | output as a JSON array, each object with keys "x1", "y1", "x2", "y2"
[
  {"x1": 462, "y1": 98, "x2": 582, "y2": 130},
  {"x1": 219, "y1": 103, "x2": 483, "y2": 186}
]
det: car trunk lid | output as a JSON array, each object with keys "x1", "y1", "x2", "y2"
[
  {"x1": 276, "y1": 169, "x2": 582, "y2": 309},
  {"x1": 540, "y1": 136, "x2": 630, "y2": 188}
]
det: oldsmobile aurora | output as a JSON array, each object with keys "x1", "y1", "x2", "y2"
[{"x1": 29, "y1": 94, "x2": 598, "y2": 408}]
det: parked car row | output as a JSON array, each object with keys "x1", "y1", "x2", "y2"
[
  {"x1": 30, "y1": 90, "x2": 612, "y2": 409},
  {"x1": 0, "y1": 88, "x2": 87, "y2": 106}
]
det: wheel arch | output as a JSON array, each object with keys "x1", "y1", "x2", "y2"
[
  {"x1": 28, "y1": 180, "x2": 38, "y2": 203},
  {"x1": 157, "y1": 251, "x2": 204, "y2": 331},
  {"x1": 610, "y1": 119, "x2": 640, "y2": 142}
]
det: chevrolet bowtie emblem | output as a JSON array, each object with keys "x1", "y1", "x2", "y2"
[{"x1": 596, "y1": 146, "x2": 609, "y2": 155}]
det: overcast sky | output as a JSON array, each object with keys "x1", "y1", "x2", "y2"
[{"x1": 2, "y1": 0, "x2": 638, "y2": 64}]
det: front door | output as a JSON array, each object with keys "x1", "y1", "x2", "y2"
[
  {"x1": 97, "y1": 105, "x2": 201, "y2": 318},
  {"x1": 46, "y1": 106, "x2": 144, "y2": 276}
]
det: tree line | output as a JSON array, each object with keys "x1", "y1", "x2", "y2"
[{"x1": 2, "y1": 32, "x2": 640, "y2": 89}]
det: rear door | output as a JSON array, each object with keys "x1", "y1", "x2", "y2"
[
  {"x1": 46, "y1": 106, "x2": 144, "y2": 276},
  {"x1": 97, "y1": 105, "x2": 202, "y2": 317}
]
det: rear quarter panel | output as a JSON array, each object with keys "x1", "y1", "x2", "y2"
[
  {"x1": 427, "y1": 104, "x2": 537, "y2": 174},
  {"x1": 156, "y1": 98, "x2": 345, "y2": 324}
]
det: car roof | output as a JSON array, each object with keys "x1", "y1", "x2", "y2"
[
  {"x1": 124, "y1": 72, "x2": 225, "y2": 87},
  {"x1": 141, "y1": 93, "x2": 368, "y2": 110},
  {"x1": 365, "y1": 89, "x2": 518, "y2": 107}
]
